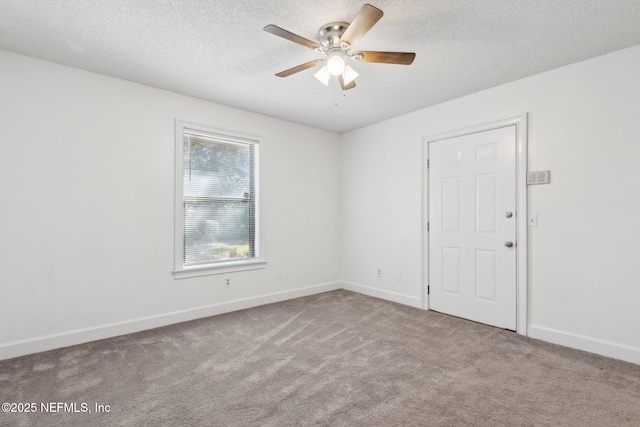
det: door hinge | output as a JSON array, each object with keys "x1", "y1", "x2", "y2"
[
  {"x1": 427, "y1": 222, "x2": 430, "y2": 232},
  {"x1": 427, "y1": 159, "x2": 430, "y2": 168},
  {"x1": 427, "y1": 285, "x2": 430, "y2": 295}
]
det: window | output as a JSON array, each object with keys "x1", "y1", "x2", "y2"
[{"x1": 174, "y1": 121, "x2": 264, "y2": 278}]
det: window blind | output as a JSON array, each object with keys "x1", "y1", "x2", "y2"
[{"x1": 182, "y1": 129, "x2": 256, "y2": 266}]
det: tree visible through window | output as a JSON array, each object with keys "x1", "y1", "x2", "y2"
[{"x1": 181, "y1": 128, "x2": 257, "y2": 267}]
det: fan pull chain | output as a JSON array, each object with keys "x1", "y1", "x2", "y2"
[{"x1": 335, "y1": 89, "x2": 348, "y2": 106}]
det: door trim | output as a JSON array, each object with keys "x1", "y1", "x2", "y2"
[{"x1": 422, "y1": 114, "x2": 528, "y2": 335}]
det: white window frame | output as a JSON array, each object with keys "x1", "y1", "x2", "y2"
[{"x1": 173, "y1": 120, "x2": 266, "y2": 279}]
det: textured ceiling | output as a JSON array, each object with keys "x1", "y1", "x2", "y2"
[{"x1": 1, "y1": 0, "x2": 640, "y2": 133}]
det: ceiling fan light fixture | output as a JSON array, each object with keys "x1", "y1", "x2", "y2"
[
  {"x1": 314, "y1": 65, "x2": 331, "y2": 85},
  {"x1": 326, "y1": 53, "x2": 346, "y2": 76},
  {"x1": 342, "y1": 64, "x2": 358, "y2": 85},
  {"x1": 265, "y1": 4, "x2": 415, "y2": 92}
]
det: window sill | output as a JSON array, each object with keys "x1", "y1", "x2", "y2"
[{"x1": 173, "y1": 259, "x2": 267, "y2": 279}]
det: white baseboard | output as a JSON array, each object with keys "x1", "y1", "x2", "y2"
[
  {"x1": 0, "y1": 281, "x2": 341, "y2": 361},
  {"x1": 528, "y1": 324, "x2": 640, "y2": 365},
  {"x1": 12, "y1": 284, "x2": 638, "y2": 367},
  {"x1": 341, "y1": 281, "x2": 423, "y2": 308}
]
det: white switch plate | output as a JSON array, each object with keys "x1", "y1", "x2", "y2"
[
  {"x1": 527, "y1": 170, "x2": 550, "y2": 185},
  {"x1": 528, "y1": 214, "x2": 538, "y2": 227}
]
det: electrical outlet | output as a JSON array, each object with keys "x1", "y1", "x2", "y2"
[
  {"x1": 225, "y1": 278, "x2": 231, "y2": 287},
  {"x1": 377, "y1": 269, "x2": 382, "y2": 278}
]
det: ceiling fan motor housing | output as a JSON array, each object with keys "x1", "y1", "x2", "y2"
[{"x1": 318, "y1": 22, "x2": 349, "y2": 50}]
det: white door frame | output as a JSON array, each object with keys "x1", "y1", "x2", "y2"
[{"x1": 422, "y1": 114, "x2": 528, "y2": 335}]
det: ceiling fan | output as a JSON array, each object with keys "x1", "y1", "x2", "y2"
[{"x1": 264, "y1": 4, "x2": 415, "y2": 90}]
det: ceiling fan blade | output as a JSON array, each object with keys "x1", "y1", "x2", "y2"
[
  {"x1": 339, "y1": 4, "x2": 383, "y2": 47},
  {"x1": 264, "y1": 24, "x2": 321, "y2": 50},
  {"x1": 353, "y1": 51, "x2": 416, "y2": 65},
  {"x1": 275, "y1": 60, "x2": 324, "y2": 77},
  {"x1": 338, "y1": 74, "x2": 356, "y2": 90}
]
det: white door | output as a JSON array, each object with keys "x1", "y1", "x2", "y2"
[{"x1": 429, "y1": 125, "x2": 517, "y2": 330}]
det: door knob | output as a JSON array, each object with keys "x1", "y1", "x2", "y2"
[
  {"x1": 504, "y1": 241, "x2": 514, "y2": 248},
  {"x1": 505, "y1": 211, "x2": 513, "y2": 218}
]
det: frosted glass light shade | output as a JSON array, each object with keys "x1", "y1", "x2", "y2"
[
  {"x1": 314, "y1": 65, "x2": 331, "y2": 85},
  {"x1": 342, "y1": 64, "x2": 358, "y2": 85},
  {"x1": 326, "y1": 55, "x2": 345, "y2": 76}
]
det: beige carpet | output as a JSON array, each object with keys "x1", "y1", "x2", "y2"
[{"x1": 1, "y1": 290, "x2": 639, "y2": 426}]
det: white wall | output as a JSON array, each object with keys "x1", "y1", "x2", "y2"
[
  {"x1": 3, "y1": 44, "x2": 640, "y2": 365},
  {"x1": 340, "y1": 44, "x2": 640, "y2": 364},
  {"x1": 0, "y1": 51, "x2": 342, "y2": 359}
]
